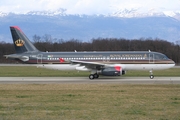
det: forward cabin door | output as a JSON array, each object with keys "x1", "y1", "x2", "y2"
[
  {"x1": 37, "y1": 54, "x2": 43, "y2": 64},
  {"x1": 149, "y1": 53, "x2": 154, "y2": 63},
  {"x1": 103, "y1": 56, "x2": 110, "y2": 62}
]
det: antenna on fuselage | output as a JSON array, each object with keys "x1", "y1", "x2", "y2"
[{"x1": 149, "y1": 50, "x2": 151, "y2": 52}]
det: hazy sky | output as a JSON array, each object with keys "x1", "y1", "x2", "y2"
[{"x1": 0, "y1": 0, "x2": 180, "y2": 15}]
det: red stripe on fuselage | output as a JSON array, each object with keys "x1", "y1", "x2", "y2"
[{"x1": 59, "y1": 58, "x2": 65, "y2": 63}]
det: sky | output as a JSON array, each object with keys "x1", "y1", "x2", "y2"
[{"x1": 0, "y1": 0, "x2": 180, "y2": 15}]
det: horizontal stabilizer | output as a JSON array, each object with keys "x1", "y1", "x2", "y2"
[{"x1": 4, "y1": 54, "x2": 29, "y2": 62}]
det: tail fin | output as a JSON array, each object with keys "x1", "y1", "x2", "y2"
[{"x1": 10, "y1": 26, "x2": 39, "y2": 53}]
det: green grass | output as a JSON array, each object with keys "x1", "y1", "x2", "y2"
[
  {"x1": 0, "y1": 84, "x2": 179, "y2": 120},
  {"x1": 0, "y1": 66, "x2": 180, "y2": 77},
  {"x1": 0, "y1": 66, "x2": 89, "y2": 77},
  {"x1": 126, "y1": 68, "x2": 180, "y2": 77}
]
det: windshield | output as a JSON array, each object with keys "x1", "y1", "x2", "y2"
[{"x1": 154, "y1": 53, "x2": 169, "y2": 60}]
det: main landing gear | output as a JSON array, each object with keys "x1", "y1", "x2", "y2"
[
  {"x1": 149, "y1": 70, "x2": 154, "y2": 79},
  {"x1": 89, "y1": 73, "x2": 99, "y2": 80}
]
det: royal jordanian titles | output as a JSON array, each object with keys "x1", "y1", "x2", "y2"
[{"x1": 4, "y1": 26, "x2": 175, "y2": 79}]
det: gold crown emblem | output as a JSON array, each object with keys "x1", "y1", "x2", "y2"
[{"x1": 15, "y1": 39, "x2": 25, "y2": 47}]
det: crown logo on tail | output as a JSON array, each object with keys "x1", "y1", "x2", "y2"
[{"x1": 15, "y1": 39, "x2": 25, "y2": 47}]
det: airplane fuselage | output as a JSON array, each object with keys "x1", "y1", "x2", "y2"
[{"x1": 19, "y1": 51, "x2": 174, "y2": 71}]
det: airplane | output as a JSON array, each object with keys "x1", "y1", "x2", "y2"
[{"x1": 4, "y1": 26, "x2": 175, "y2": 79}]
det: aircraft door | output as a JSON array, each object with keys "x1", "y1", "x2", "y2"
[
  {"x1": 103, "y1": 56, "x2": 106, "y2": 62},
  {"x1": 103, "y1": 56, "x2": 110, "y2": 62},
  {"x1": 149, "y1": 53, "x2": 154, "y2": 63},
  {"x1": 37, "y1": 54, "x2": 43, "y2": 64},
  {"x1": 106, "y1": 56, "x2": 110, "y2": 62}
]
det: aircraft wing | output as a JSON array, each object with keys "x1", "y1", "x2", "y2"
[{"x1": 70, "y1": 60, "x2": 106, "y2": 69}]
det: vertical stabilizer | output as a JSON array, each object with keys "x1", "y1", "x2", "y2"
[{"x1": 10, "y1": 26, "x2": 39, "y2": 53}]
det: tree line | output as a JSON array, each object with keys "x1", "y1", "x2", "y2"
[{"x1": 0, "y1": 35, "x2": 180, "y2": 64}]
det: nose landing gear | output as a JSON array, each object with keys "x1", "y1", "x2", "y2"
[{"x1": 149, "y1": 70, "x2": 154, "y2": 79}]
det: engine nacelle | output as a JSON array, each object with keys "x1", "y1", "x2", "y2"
[{"x1": 99, "y1": 66, "x2": 122, "y2": 76}]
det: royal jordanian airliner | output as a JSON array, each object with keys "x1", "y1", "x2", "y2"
[{"x1": 4, "y1": 26, "x2": 175, "y2": 79}]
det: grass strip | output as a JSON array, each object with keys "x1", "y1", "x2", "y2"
[
  {"x1": 0, "y1": 84, "x2": 179, "y2": 120},
  {"x1": 0, "y1": 66, "x2": 179, "y2": 77}
]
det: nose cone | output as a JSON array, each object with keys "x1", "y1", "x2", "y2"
[{"x1": 170, "y1": 59, "x2": 175, "y2": 67}]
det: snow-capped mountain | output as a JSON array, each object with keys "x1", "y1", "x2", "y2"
[
  {"x1": 0, "y1": 9, "x2": 180, "y2": 43},
  {"x1": 0, "y1": 8, "x2": 66, "y2": 17},
  {"x1": 26, "y1": 8, "x2": 67, "y2": 16},
  {"x1": 1, "y1": 8, "x2": 180, "y2": 20},
  {"x1": 110, "y1": 8, "x2": 180, "y2": 20},
  {"x1": 0, "y1": 11, "x2": 8, "y2": 17}
]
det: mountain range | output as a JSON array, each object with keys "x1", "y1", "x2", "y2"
[{"x1": 0, "y1": 9, "x2": 180, "y2": 43}]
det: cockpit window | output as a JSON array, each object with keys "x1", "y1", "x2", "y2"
[
  {"x1": 163, "y1": 55, "x2": 168, "y2": 59},
  {"x1": 154, "y1": 53, "x2": 168, "y2": 60}
]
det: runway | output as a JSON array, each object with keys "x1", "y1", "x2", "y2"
[{"x1": 0, "y1": 77, "x2": 179, "y2": 84}]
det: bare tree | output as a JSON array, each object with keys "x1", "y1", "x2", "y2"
[{"x1": 1, "y1": 36, "x2": 180, "y2": 64}]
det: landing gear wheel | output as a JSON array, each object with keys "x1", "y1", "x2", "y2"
[
  {"x1": 94, "y1": 74, "x2": 99, "y2": 79},
  {"x1": 89, "y1": 74, "x2": 94, "y2": 80},
  {"x1": 149, "y1": 70, "x2": 154, "y2": 79},
  {"x1": 150, "y1": 75, "x2": 154, "y2": 79}
]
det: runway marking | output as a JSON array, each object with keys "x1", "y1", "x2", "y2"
[{"x1": 0, "y1": 77, "x2": 179, "y2": 84}]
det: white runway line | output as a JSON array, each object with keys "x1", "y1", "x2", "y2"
[{"x1": 0, "y1": 77, "x2": 179, "y2": 84}]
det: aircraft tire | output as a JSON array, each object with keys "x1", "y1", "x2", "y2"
[
  {"x1": 89, "y1": 74, "x2": 94, "y2": 80},
  {"x1": 94, "y1": 74, "x2": 99, "y2": 79},
  {"x1": 150, "y1": 75, "x2": 154, "y2": 79}
]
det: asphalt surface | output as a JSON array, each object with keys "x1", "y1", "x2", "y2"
[
  {"x1": 0, "y1": 64, "x2": 179, "y2": 84},
  {"x1": 0, "y1": 77, "x2": 179, "y2": 84}
]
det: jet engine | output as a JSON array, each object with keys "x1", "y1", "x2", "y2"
[{"x1": 98, "y1": 66, "x2": 125, "y2": 76}]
